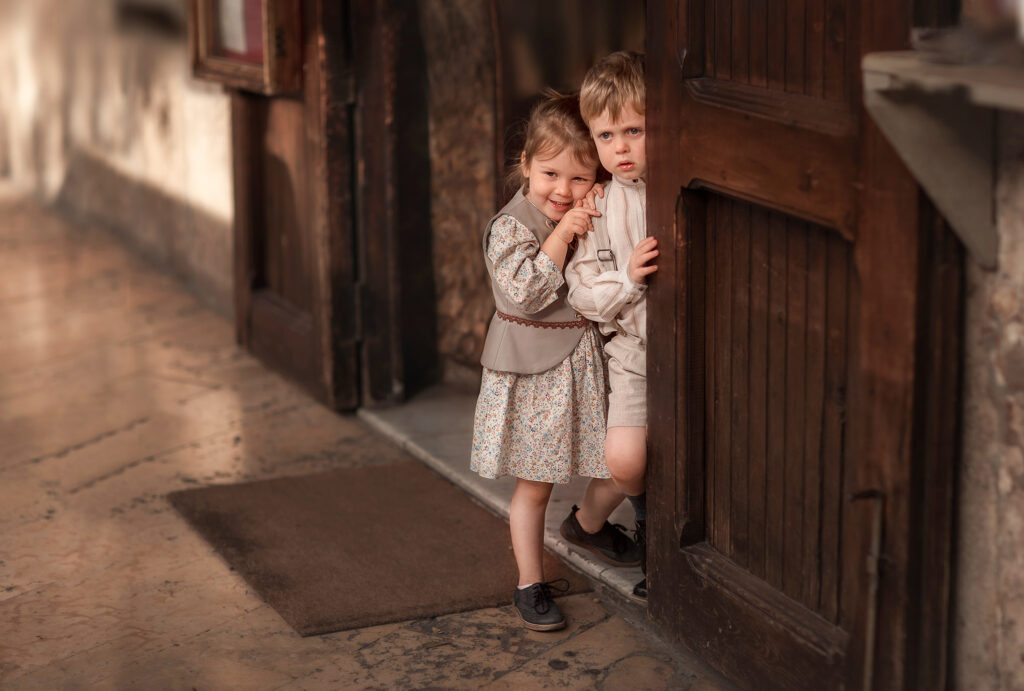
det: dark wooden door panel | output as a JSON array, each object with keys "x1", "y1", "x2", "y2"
[
  {"x1": 668, "y1": 189, "x2": 852, "y2": 687},
  {"x1": 698, "y1": 194, "x2": 849, "y2": 619},
  {"x1": 681, "y1": 0, "x2": 860, "y2": 236},
  {"x1": 254, "y1": 99, "x2": 313, "y2": 312},
  {"x1": 248, "y1": 291, "x2": 318, "y2": 385},
  {"x1": 233, "y1": 0, "x2": 360, "y2": 410},
  {"x1": 648, "y1": 1, "x2": 960, "y2": 688},
  {"x1": 671, "y1": 543, "x2": 848, "y2": 689},
  {"x1": 233, "y1": 0, "x2": 436, "y2": 410},
  {"x1": 679, "y1": 84, "x2": 858, "y2": 235},
  {"x1": 702, "y1": 0, "x2": 856, "y2": 103}
]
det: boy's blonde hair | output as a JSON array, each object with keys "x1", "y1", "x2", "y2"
[
  {"x1": 511, "y1": 89, "x2": 599, "y2": 191},
  {"x1": 580, "y1": 51, "x2": 646, "y2": 125}
]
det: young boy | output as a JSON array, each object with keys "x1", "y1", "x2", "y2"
[{"x1": 561, "y1": 51, "x2": 657, "y2": 599}]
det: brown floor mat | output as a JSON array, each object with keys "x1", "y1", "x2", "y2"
[{"x1": 168, "y1": 461, "x2": 591, "y2": 636}]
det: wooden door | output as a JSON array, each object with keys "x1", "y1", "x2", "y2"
[
  {"x1": 645, "y1": 1, "x2": 961, "y2": 689},
  {"x1": 232, "y1": 0, "x2": 358, "y2": 409},
  {"x1": 232, "y1": 0, "x2": 435, "y2": 409}
]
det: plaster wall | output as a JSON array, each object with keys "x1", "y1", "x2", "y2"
[
  {"x1": 0, "y1": 0, "x2": 489, "y2": 377},
  {"x1": 956, "y1": 113, "x2": 1024, "y2": 689},
  {"x1": 0, "y1": 0, "x2": 233, "y2": 312}
]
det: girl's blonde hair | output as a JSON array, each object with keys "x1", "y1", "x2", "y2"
[{"x1": 509, "y1": 89, "x2": 599, "y2": 192}]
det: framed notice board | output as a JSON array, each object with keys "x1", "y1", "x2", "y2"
[{"x1": 189, "y1": 0, "x2": 301, "y2": 94}]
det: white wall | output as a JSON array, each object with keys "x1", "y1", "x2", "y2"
[{"x1": 0, "y1": 0, "x2": 234, "y2": 310}]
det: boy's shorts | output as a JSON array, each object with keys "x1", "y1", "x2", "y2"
[{"x1": 604, "y1": 333, "x2": 647, "y2": 428}]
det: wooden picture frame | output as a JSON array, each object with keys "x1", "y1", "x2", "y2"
[{"x1": 189, "y1": 0, "x2": 301, "y2": 94}]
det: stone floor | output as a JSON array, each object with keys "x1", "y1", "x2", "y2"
[
  {"x1": 359, "y1": 385, "x2": 649, "y2": 602},
  {"x1": 0, "y1": 194, "x2": 733, "y2": 689}
]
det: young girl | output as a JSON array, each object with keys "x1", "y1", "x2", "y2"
[{"x1": 471, "y1": 91, "x2": 639, "y2": 631}]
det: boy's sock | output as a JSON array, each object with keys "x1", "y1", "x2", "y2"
[{"x1": 626, "y1": 492, "x2": 646, "y2": 522}]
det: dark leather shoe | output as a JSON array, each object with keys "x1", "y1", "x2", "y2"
[
  {"x1": 513, "y1": 580, "x2": 568, "y2": 631},
  {"x1": 560, "y1": 504, "x2": 641, "y2": 567},
  {"x1": 632, "y1": 578, "x2": 648, "y2": 599}
]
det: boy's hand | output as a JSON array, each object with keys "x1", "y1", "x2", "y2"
[
  {"x1": 554, "y1": 203, "x2": 600, "y2": 243},
  {"x1": 628, "y1": 236, "x2": 659, "y2": 284}
]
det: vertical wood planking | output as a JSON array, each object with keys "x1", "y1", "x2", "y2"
[
  {"x1": 785, "y1": 0, "x2": 807, "y2": 94},
  {"x1": 749, "y1": 0, "x2": 768, "y2": 88},
  {"x1": 731, "y1": 0, "x2": 750, "y2": 84},
  {"x1": 647, "y1": 0, "x2": 686, "y2": 645},
  {"x1": 700, "y1": 200, "x2": 849, "y2": 612},
  {"x1": 801, "y1": 227, "x2": 828, "y2": 610},
  {"x1": 713, "y1": 199, "x2": 734, "y2": 555},
  {"x1": 782, "y1": 220, "x2": 807, "y2": 601},
  {"x1": 805, "y1": 0, "x2": 825, "y2": 98},
  {"x1": 764, "y1": 211, "x2": 788, "y2": 590},
  {"x1": 730, "y1": 201, "x2": 751, "y2": 565},
  {"x1": 767, "y1": 0, "x2": 787, "y2": 90},
  {"x1": 715, "y1": 0, "x2": 733, "y2": 80},
  {"x1": 910, "y1": 207, "x2": 963, "y2": 690},
  {"x1": 705, "y1": 199, "x2": 718, "y2": 548},
  {"x1": 648, "y1": 1, "x2": 958, "y2": 685},
  {"x1": 820, "y1": 235, "x2": 849, "y2": 623},
  {"x1": 261, "y1": 103, "x2": 284, "y2": 298},
  {"x1": 706, "y1": 0, "x2": 718, "y2": 78},
  {"x1": 823, "y1": 0, "x2": 846, "y2": 102},
  {"x1": 748, "y1": 207, "x2": 769, "y2": 579},
  {"x1": 262, "y1": 100, "x2": 312, "y2": 311},
  {"x1": 679, "y1": 191, "x2": 708, "y2": 546}
]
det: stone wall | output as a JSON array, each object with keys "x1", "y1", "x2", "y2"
[
  {"x1": 0, "y1": 0, "x2": 234, "y2": 312},
  {"x1": 419, "y1": 0, "x2": 496, "y2": 385},
  {"x1": 956, "y1": 112, "x2": 1024, "y2": 689}
]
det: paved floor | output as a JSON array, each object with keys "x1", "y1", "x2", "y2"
[
  {"x1": 0, "y1": 194, "x2": 733, "y2": 689},
  {"x1": 359, "y1": 387, "x2": 647, "y2": 601}
]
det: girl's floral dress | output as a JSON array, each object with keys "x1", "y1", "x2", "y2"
[{"x1": 471, "y1": 214, "x2": 609, "y2": 484}]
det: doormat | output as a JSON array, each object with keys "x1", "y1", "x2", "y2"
[{"x1": 168, "y1": 461, "x2": 590, "y2": 636}]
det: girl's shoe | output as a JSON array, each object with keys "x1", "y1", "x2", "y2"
[
  {"x1": 560, "y1": 504, "x2": 641, "y2": 567},
  {"x1": 513, "y1": 580, "x2": 569, "y2": 631}
]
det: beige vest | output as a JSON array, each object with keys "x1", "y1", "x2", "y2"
[{"x1": 480, "y1": 190, "x2": 586, "y2": 374}]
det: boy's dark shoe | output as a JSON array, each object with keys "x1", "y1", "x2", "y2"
[
  {"x1": 633, "y1": 578, "x2": 648, "y2": 598},
  {"x1": 513, "y1": 580, "x2": 568, "y2": 631},
  {"x1": 633, "y1": 519, "x2": 647, "y2": 599},
  {"x1": 560, "y1": 504, "x2": 641, "y2": 567}
]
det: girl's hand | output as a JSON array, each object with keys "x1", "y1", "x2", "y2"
[
  {"x1": 628, "y1": 236, "x2": 659, "y2": 284},
  {"x1": 554, "y1": 203, "x2": 601, "y2": 243},
  {"x1": 582, "y1": 182, "x2": 606, "y2": 211}
]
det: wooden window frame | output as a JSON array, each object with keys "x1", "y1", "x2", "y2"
[{"x1": 188, "y1": 0, "x2": 301, "y2": 95}]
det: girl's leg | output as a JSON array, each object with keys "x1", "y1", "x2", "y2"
[
  {"x1": 509, "y1": 478, "x2": 554, "y2": 586},
  {"x1": 575, "y1": 477, "x2": 624, "y2": 534}
]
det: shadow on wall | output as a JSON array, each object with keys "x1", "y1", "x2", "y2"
[
  {"x1": 0, "y1": 111, "x2": 8, "y2": 178},
  {"x1": 55, "y1": 148, "x2": 233, "y2": 316}
]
